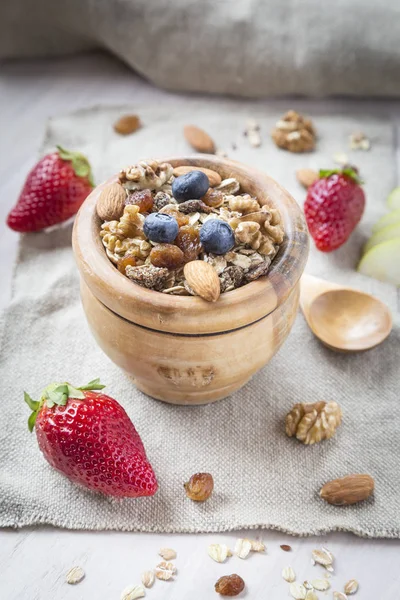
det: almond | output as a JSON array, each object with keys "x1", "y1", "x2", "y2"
[
  {"x1": 173, "y1": 166, "x2": 221, "y2": 187},
  {"x1": 113, "y1": 114, "x2": 141, "y2": 135},
  {"x1": 184, "y1": 261, "x2": 220, "y2": 302},
  {"x1": 96, "y1": 183, "x2": 126, "y2": 221},
  {"x1": 320, "y1": 474, "x2": 374, "y2": 506},
  {"x1": 296, "y1": 168, "x2": 319, "y2": 189},
  {"x1": 184, "y1": 125, "x2": 216, "y2": 154}
]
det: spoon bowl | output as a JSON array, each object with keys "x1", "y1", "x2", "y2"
[{"x1": 300, "y1": 274, "x2": 392, "y2": 352}]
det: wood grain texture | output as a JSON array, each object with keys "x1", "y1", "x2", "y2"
[
  {"x1": 81, "y1": 280, "x2": 300, "y2": 404},
  {"x1": 300, "y1": 274, "x2": 392, "y2": 352},
  {"x1": 72, "y1": 156, "x2": 309, "y2": 335}
]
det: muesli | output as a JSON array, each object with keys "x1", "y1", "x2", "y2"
[{"x1": 98, "y1": 159, "x2": 285, "y2": 301}]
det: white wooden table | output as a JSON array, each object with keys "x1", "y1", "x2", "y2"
[{"x1": 0, "y1": 52, "x2": 399, "y2": 599}]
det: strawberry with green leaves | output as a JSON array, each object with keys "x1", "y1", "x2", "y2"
[
  {"x1": 7, "y1": 146, "x2": 94, "y2": 233},
  {"x1": 304, "y1": 167, "x2": 365, "y2": 252},
  {"x1": 24, "y1": 379, "x2": 158, "y2": 498}
]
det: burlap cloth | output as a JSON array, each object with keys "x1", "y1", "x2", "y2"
[{"x1": 0, "y1": 103, "x2": 399, "y2": 537}]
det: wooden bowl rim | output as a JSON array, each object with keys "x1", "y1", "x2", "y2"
[{"x1": 72, "y1": 155, "x2": 309, "y2": 334}]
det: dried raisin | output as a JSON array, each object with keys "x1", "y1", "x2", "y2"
[
  {"x1": 117, "y1": 255, "x2": 139, "y2": 274},
  {"x1": 202, "y1": 188, "x2": 224, "y2": 208},
  {"x1": 184, "y1": 472, "x2": 214, "y2": 501},
  {"x1": 161, "y1": 207, "x2": 190, "y2": 227},
  {"x1": 175, "y1": 225, "x2": 202, "y2": 262},
  {"x1": 215, "y1": 574, "x2": 245, "y2": 596},
  {"x1": 150, "y1": 244, "x2": 184, "y2": 269},
  {"x1": 126, "y1": 189, "x2": 154, "y2": 213}
]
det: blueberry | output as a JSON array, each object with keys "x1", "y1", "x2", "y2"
[
  {"x1": 172, "y1": 171, "x2": 209, "y2": 202},
  {"x1": 200, "y1": 219, "x2": 235, "y2": 255},
  {"x1": 143, "y1": 213, "x2": 179, "y2": 243}
]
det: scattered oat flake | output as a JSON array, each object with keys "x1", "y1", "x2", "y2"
[
  {"x1": 344, "y1": 579, "x2": 359, "y2": 595},
  {"x1": 155, "y1": 561, "x2": 176, "y2": 581},
  {"x1": 305, "y1": 591, "x2": 318, "y2": 600},
  {"x1": 234, "y1": 538, "x2": 252, "y2": 559},
  {"x1": 280, "y1": 544, "x2": 292, "y2": 552},
  {"x1": 289, "y1": 582, "x2": 307, "y2": 599},
  {"x1": 245, "y1": 119, "x2": 262, "y2": 147},
  {"x1": 282, "y1": 566, "x2": 296, "y2": 583},
  {"x1": 333, "y1": 593, "x2": 348, "y2": 600},
  {"x1": 250, "y1": 539, "x2": 265, "y2": 552},
  {"x1": 311, "y1": 578, "x2": 330, "y2": 591},
  {"x1": 141, "y1": 571, "x2": 155, "y2": 588},
  {"x1": 311, "y1": 548, "x2": 333, "y2": 567},
  {"x1": 120, "y1": 584, "x2": 145, "y2": 600},
  {"x1": 349, "y1": 132, "x2": 370, "y2": 150},
  {"x1": 159, "y1": 547, "x2": 176, "y2": 560},
  {"x1": 333, "y1": 152, "x2": 349, "y2": 165},
  {"x1": 208, "y1": 543, "x2": 230, "y2": 563},
  {"x1": 66, "y1": 566, "x2": 85, "y2": 585},
  {"x1": 303, "y1": 581, "x2": 313, "y2": 590}
]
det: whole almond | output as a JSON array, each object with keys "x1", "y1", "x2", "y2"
[
  {"x1": 320, "y1": 474, "x2": 374, "y2": 506},
  {"x1": 113, "y1": 114, "x2": 141, "y2": 135},
  {"x1": 96, "y1": 183, "x2": 126, "y2": 221},
  {"x1": 184, "y1": 261, "x2": 220, "y2": 302},
  {"x1": 296, "y1": 168, "x2": 319, "y2": 189},
  {"x1": 173, "y1": 166, "x2": 221, "y2": 187},
  {"x1": 184, "y1": 125, "x2": 216, "y2": 154}
]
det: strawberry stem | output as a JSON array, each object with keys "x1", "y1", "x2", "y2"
[
  {"x1": 319, "y1": 167, "x2": 363, "y2": 185},
  {"x1": 24, "y1": 379, "x2": 105, "y2": 432},
  {"x1": 56, "y1": 145, "x2": 94, "y2": 187}
]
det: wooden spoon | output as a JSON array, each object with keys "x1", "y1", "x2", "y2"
[{"x1": 300, "y1": 274, "x2": 392, "y2": 352}]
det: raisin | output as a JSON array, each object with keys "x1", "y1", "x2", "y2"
[
  {"x1": 126, "y1": 189, "x2": 154, "y2": 213},
  {"x1": 161, "y1": 207, "x2": 190, "y2": 227},
  {"x1": 184, "y1": 472, "x2": 214, "y2": 502},
  {"x1": 202, "y1": 188, "x2": 224, "y2": 208},
  {"x1": 175, "y1": 225, "x2": 202, "y2": 262},
  {"x1": 117, "y1": 255, "x2": 139, "y2": 274},
  {"x1": 150, "y1": 244, "x2": 184, "y2": 269},
  {"x1": 214, "y1": 574, "x2": 245, "y2": 596}
]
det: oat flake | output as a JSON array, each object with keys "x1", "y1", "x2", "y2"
[
  {"x1": 311, "y1": 548, "x2": 333, "y2": 567},
  {"x1": 234, "y1": 538, "x2": 252, "y2": 559},
  {"x1": 208, "y1": 543, "x2": 230, "y2": 563},
  {"x1": 344, "y1": 579, "x2": 359, "y2": 595},
  {"x1": 141, "y1": 571, "x2": 155, "y2": 588},
  {"x1": 120, "y1": 584, "x2": 145, "y2": 600},
  {"x1": 159, "y1": 547, "x2": 177, "y2": 561},
  {"x1": 333, "y1": 593, "x2": 348, "y2": 600},
  {"x1": 249, "y1": 539, "x2": 265, "y2": 552},
  {"x1": 66, "y1": 566, "x2": 85, "y2": 585},
  {"x1": 282, "y1": 566, "x2": 296, "y2": 583},
  {"x1": 155, "y1": 561, "x2": 176, "y2": 581},
  {"x1": 289, "y1": 582, "x2": 307, "y2": 599},
  {"x1": 305, "y1": 591, "x2": 318, "y2": 600},
  {"x1": 311, "y1": 578, "x2": 330, "y2": 591}
]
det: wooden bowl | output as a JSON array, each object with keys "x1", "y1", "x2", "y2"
[{"x1": 72, "y1": 156, "x2": 309, "y2": 405}]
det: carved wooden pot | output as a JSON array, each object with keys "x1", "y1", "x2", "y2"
[{"x1": 72, "y1": 156, "x2": 309, "y2": 405}]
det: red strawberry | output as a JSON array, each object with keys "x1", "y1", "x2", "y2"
[
  {"x1": 7, "y1": 146, "x2": 94, "y2": 233},
  {"x1": 24, "y1": 379, "x2": 158, "y2": 498},
  {"x1": 304, "y1": 168, "x2": 365, "y2": 252}
]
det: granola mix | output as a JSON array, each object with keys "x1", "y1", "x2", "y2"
[{"x1": 98, "y1": 159, "x2": 285, "y2": 297}]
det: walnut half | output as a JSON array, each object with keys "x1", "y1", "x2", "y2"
[{"x1": 285, "y1": 401, "x2": 342, "y2": 445}]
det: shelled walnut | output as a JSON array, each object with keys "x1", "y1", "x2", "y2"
[
  {"x1": 285, "y1": 401, "x2": 342, "y2": 445},
  {"x1": 272, "y1": 110, "x2": 316, "y2": 153}
]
